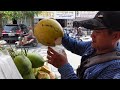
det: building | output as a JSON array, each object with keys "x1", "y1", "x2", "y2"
[
  {"x1": 34, "y1": 11, "x2": 76, "y2": 28},
  {"x1": 34, "y1": 11, "x2": 98, "y2": 28}
]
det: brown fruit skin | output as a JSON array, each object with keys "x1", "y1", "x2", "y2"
[
  {"x1": 40, "y1": 65, "x2": 56, "y2": 79},
  {"x1": 40, "y1": 65, "x2": 51, "y2": 74},
  {"x1": 34, "y1": 18, "x2": 64, "y2": 46},
  {"x1": 49, "y1": 72, "x2": 56, "y2": 79},
  {"x1": 37, "y1": 71, "x2": 50, "y2": 79}
]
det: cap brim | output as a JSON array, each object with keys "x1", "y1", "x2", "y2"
[{"x1": 73, "y1": 18, "x2": 107, "y2": 30}]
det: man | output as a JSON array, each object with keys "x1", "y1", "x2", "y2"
[
  {"x1": 47, "y1": 11, "x2": 120, "y2": 79},
  {"x1": 22, "y1": 26, "x2": 36, "y2": 45}
]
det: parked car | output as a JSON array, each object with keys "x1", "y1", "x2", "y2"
[{"x1": 1, "y1": 24, "x2": 29, "y2": 43}]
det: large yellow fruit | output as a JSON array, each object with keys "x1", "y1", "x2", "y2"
[{"x1": 34, "y1": 18, "x2": 64, "y2": 46}]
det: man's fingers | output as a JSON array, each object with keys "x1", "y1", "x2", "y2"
[
  {"x1": 47, "y1": 49, "x2": 54, "y2": 56},
  {"x1": 48, "y1": 46, "x2": 58, "y2": 54},
  {"x1": 47, "y1": 55, "x2": 53, "y2": 64},
  {"x1": 47, "y1": 55, "x2": 51, "y2": 60}
]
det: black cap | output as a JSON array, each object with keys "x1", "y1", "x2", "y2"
[{"x1": 73, "y1": 11, "x2": 120, "y2": 31}]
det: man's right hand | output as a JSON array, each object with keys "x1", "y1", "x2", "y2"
[{"x1": 47, "y1": 47, "x2": 68, "y2": 68}]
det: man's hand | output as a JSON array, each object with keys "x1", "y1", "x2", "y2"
[{"x1": 47, "y1": 47, "x2": 68, "y2": 68}]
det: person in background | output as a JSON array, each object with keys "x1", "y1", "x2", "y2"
[
  {"x1": 22, "y1": 26, "x2": 36, "y2": 45},
  {"x1": 75, "y1": 27, "x2": 85, "y2": 41},
  {"x1": 77, "y1": 27, "x2": 85, "y2": 36},
  {"x1": 47, "y1": 11, "x2": 120, "y2": 79}
]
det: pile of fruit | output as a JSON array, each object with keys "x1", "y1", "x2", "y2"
[
  {"x1": 33, "y1": 65, "x2": 56, "y2": 79},
  {"x1": 7, "y1": 47, "x2": 56, "y2": 79}
]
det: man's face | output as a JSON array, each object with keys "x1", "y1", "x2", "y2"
[{"x1": 91, "y1": 29, "x2": 114, "y2": 50}]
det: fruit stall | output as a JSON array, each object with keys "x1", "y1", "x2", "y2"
[
  {"x1": 0, "y1": 45, "x2": 58, "y2": 79},
  {"x1": 0, "y1": 18, "x2": 81, "y2": 79}
]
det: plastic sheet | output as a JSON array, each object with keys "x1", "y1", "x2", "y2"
[{"x1": 0, "y1": 49, "x2": 23, "y2": 79}]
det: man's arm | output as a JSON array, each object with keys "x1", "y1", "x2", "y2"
[
  {"x1": 58, "y1": 63, "x2": 79, "y2": 79},
  {"x1": 62, "y1": 34, "x2": 92, "y2": 56}
]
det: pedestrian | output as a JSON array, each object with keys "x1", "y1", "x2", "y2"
[
  {"x1": 76, "y1": 27, "x2": 85, "y2": 36},
  {"x1": 47, "y1": 11, "x2": 120, "y2": 79}
]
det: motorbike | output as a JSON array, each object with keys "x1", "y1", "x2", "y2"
[{"x1": 15, "y1": 34, "x2": 38, "y2": 48}]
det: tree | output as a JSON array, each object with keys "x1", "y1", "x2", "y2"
[
  {"x1": 1, "y1": 11, "x2": 38, "y2": 26},
  {"x1": 2, "y1": 11, "x2": 23, "y2": 24},
  {"x1": 21, "y1": 11, "x2": 40, "y2": 31},
  {"x1": 0, "y1": 11, "x2": 40, "y2": 34}
]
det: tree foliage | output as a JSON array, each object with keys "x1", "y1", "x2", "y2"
[{"x1": 1, "y1": 11, "x2": 39, "y2": 20}]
